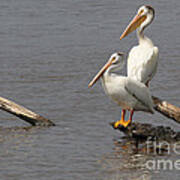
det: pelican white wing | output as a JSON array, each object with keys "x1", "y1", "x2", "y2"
[
  {"x1": 124, "y1": 78, "x2": 154, "y2": 113},
  {"x1": 127, "y1": 45, "x2": 158, "y2": 84}
]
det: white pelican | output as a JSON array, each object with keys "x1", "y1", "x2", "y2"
[
  {"x1": 120, "y1": 5, "x2": 159, "y2": 86},
  {"x1": 88, "y1": 52, "x2": 154, "y2": 128}
]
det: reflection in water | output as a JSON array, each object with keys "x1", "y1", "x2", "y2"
[
  {"x1": 99, "y1": 138, "x2": 150, "y2": 180},
  {"x1": 98, "y1": 136, "x2": 180, "y2": 180},
  {"x1": 0, "y1": 126, "x2": 42, "y2": 157}
]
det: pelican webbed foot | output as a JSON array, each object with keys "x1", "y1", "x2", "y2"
[
  {"x1": 113, "y1": 118, "x2": 132, "y2": 129},
  {"x1": 111, "y1": 110, "x2": 134, "y2": 129}
]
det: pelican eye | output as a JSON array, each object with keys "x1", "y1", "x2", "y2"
[
  {"x1": 139, "y1": 9, "x2": 144, "y2": 15},
  {"x1": 111, "y1": 57, "x2": 116, "y2": 63}
]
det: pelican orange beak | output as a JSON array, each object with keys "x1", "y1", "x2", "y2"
[
  {"x1": 88, "y1": 60, "x2": 112, "y2": 88},
  {"x1": 120, "y1": 13, "x2": 147, "y2": 40}
]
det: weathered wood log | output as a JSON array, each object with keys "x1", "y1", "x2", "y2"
[
  {"x1": 152, "y1": 96, "x2": 180, "y2": 124},
  {"x1": 0, "y1": 96, "x2": 55, "y2": 126}
]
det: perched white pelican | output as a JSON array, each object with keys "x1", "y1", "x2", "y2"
[
  {"x1": 88, "y1": 52, "x2": 154, "y2": 128},
  {"x1": 120, "y1": 5, "x2": 159, "y2": 86}
]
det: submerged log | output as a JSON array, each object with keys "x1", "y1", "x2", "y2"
[
  {"x1": 152, "y1": 96, "x2": 180, "y2": 124},
  {"x1": 0, "y1": 96, "x2": 55, "y2": 126},
  {"x1": 111, "y1": 122, "x2": 180, "y2": 141}
]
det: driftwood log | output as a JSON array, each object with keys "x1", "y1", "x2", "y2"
[
  {"x1": 152, "y1": 96, "x2": 180, "y2": 124},
  {"x1": 0, "y1": 96, "x2": 55, "y2": 126}
]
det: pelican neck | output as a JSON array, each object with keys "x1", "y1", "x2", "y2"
[{"x1": 137, "y1": 29, "x2": 154, "y2": 47}]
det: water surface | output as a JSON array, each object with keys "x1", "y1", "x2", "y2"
[{"x1": 0, "y1": 0, "x2": 179, "y2": 179}]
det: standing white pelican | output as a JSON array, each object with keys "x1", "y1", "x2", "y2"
[
  {"x1": 88, "y1": 52, "x2": 154, "y2": 128},
  {"x1": 120, "y1": 5, "x2": 159, "y2": 86}
]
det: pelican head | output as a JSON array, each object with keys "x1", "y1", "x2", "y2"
[
  {"x1": 88, "y1": 52, "x2": 124, "y2": 88},
  {"x1": 120, "y1": 5, "x2": 155, "y2": 40}
]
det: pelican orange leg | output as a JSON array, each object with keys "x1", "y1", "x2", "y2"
[
  {"x1": 123, "y1": 110, "x2": 134, "y2": 127},
  {"x1": 114, "y1": 109, "x2": 126, "y2": 128},
  {"x1": 114, "y1": 109, "x2": 134, "y2": 128}
]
